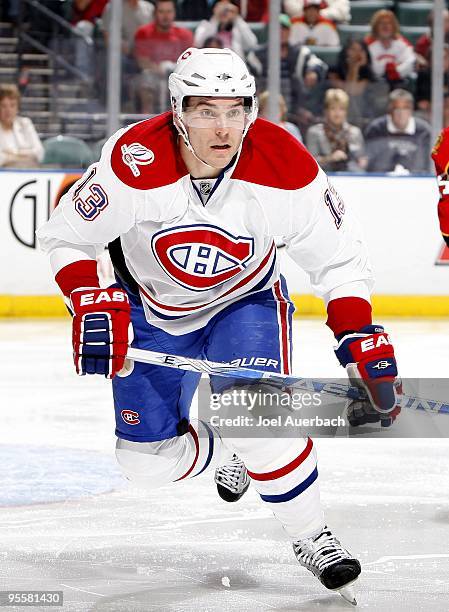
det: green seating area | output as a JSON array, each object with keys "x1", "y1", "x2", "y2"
[
  {"x1": 349, "y1": 1, "x2": 394, "y2": 26},
  {"x1": 177, "y1": 6, "x2": 432, "y2": 56},
  {"x1": 401, "y1": 26, "x2": 428, "y2": 47},
  {"x1": 309, "y1": 46, "x2": 341, "y2": 67},
  {"x1": 396, "y1": 2, "x2": 433, "y2": 27},
  {"x1": 177, "y1": 17, "x2": 430, "y2": 57},
  {"x1": 42, "y1": 135, "x2": 94, "y2": 169},
  {"x1": 338, "y1": 24, "x2": 370, "y2": 45}
]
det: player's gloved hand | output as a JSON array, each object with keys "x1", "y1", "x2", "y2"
[
  {"x1": 385, "y1": 61, "x2": 401, "y2": 81},
  {"x1": 346, "y1": 379, "x2": 402, "y2": 428},
  {"x1": 335, "y1": 325, "x2": 401, "y2": 426},
  {"x1": 70, "y1": 287, "x2": 131, "y2": 378}
]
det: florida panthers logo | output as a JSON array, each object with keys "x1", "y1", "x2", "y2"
[{"x1": 151, "y1": 224, "x2": 254, "y2": 291}]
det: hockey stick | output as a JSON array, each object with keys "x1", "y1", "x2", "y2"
[{"x1": 126, "y1": 347, "x2": 449, "y2": 415}]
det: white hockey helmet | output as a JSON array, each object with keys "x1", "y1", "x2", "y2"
[{"x1": 169, "y1": 47, "x2": 258, "y2": 152}]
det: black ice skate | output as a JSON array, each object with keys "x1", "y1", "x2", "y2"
[
  {"x1": 293, "y1": 525, "x2": 361, "y2": 605},
  {"x1": 214, "y1": 454, "x2": 250, "y2": 502}
]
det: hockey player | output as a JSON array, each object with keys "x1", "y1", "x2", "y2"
[
  {"x1": 431, "y1": 127, "x2": 449, "y2": 246},
  {"x1": 37, "y1": 48, "x2": 400, "y2": 604}
]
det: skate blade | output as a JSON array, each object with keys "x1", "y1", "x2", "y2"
[{"x1": 337, "y1": 584, "x2": 357, "y2": 606}]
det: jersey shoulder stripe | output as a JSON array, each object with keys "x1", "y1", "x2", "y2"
[
  {"x1": 233, "y1": 118, "x2": 319, "y2": 190},
  {"x1": 110, "y1": 111, "x2": 188, "y2": 190}
]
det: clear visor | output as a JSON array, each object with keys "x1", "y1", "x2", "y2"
[{"x1": 182, "y1": 104, "x2": 252, "y2": 129}]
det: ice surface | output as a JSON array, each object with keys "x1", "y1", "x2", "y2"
[{"x1": 1, "y1": 319, "x2": 449, "y2": 611}]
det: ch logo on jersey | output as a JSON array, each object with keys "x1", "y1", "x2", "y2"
[
  {"x1": 121, "y1": 409, "x2": 140, "y2": 425},
  {"x1": 121, "y1": 142, "x2": 154, "y2": 177},
  {"x1": 151, "y1": 224, "x2": 255, "y2": 291}
]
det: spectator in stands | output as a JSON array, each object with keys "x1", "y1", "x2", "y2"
[
  {"x1": 290, "y1": 0, "x2": 340, "y2": 47},
  {"x1": 0, "y1": 84, "x2": 44, "y2": 168},
  {"x1": 416, "y1": 44, "x2": 449, "y2": 123},
  {"x1": 194, "y1": 1, "x2": 257, "y2": 59},
  {"x1": 415, "y1": 8, "x2": 449, "y2": 70},
  {"x1": 240, "y1": 0, "x2": 269, "y2": 22},
  {"x1": 103, "y1": 0, "x2": 154, "y2": 52},
  {"x1": 365, "y1": 10, "x2": 415, "y2": 88},
  {"x1": 247, "y1": 14, "x2": 328, "y2": 131},
  {"x1": 71, "y1": 0, "x2": 109, "y2": 78},
  {"x1": 102, "y1": 0, "x2": 154, "y2": 111},
  {"x1": 327, "y1": 38, "x2": 389, "y2": 128},
  {"x1": 134, "y1": 0, "x2": 193, "y2": 113},
  {"x1": 258, "y1": 91, "x2": 303, "y2": 142},
  {"x1": 306, "y1": 88, "x2": 366, "y2": 172},
  {"x1": 284, "y1": 0, "x2": 350, "y2": 25},
  {"x1": 364, "y1": 89, "x2": 431, "y2": 174}
]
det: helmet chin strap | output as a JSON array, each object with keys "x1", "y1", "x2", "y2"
[{"x1": 174, "y1": 114, "x2": 245, "y2": 173}]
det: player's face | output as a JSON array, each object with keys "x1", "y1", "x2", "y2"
[{"x1": 184, "y1": 97, "x2": 246, "y2": 169}]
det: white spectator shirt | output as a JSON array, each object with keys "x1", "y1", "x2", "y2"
[
  {"x1": 102, "y1": 0, "x2": 154, "y2": 48},
  {"x1": 193, "y1": 16, "x2": 258, "y2": 59},
  {"x1": 366, "y1": 36, "x2": 416, "y2": 79},
  {"x1": 290, "y1": 17, "x2": 340, "y2": 47},
  {"x1": 37, "y1": 113, "x2": 373, "y2": 335},
  {"x1": 284, "y1": 0, "x2": 350, "y2": 24},
  {"x1": 0, "y1": 116, "x2": 44, "y2": 167}
]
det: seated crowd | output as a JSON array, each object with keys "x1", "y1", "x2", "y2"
[{"x1": 0, "y1": 0, "x2": 443, "y2": 174}]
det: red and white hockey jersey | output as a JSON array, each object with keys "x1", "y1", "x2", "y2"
[
  {"x1": 366, "y1": 36, "x2": 415, "y2": 80},
  {"x1": 37, "y1": 112, "x2": 373, "y2": 335}
]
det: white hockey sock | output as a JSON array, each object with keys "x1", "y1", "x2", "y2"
[
  {"x1": 230, "y1": 435, "x2": 324, "y2": 540},
  {"x1": 176, "y1": 419, "x2": 231, "y2": 481}
]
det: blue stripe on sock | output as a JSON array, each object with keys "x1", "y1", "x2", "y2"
[
  {"x1": 195, "y1": 421, "x2": 215, "y2": 476},
  {"x1": 259, "y1": 467, "x2": 318, "y2": 503}
]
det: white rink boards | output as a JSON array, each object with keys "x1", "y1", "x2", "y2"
[{"x1": 1, "y1": 318, "x2": 449, "y2": 611}]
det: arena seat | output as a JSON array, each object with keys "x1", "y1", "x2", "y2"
[
  {"x1": 308, "y1": 46, "x2": 341, "y2": 67},
  {"x1": 349, "y1": 1, "x2": 394, "y2": 26},
  {"x1": 337, "y1": 24, "x2": 370, "y2": 45},
  {"x1": 42, "y1": 135, "x2": 94, "y2": 169},
  {"x1": 90, "y1": 138, "x2": 107, "y2": 162},
  {"x1": 396, "y1": 2, "x2": 433, "y2": 27}
]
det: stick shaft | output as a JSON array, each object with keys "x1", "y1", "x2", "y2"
[{"x1": 126, "y1": 347, "x2": 449, "y2": 415}]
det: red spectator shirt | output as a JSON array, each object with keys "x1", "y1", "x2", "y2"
[
  {"x1": 415, "y1": 34, "x2": 431, "y2": 62},
  {"x1": 246, "y1": 0, "x2": 268, "y2": 22},
  {"x1": 72, "y1": 0, "x2": 109, "y2": 24},
  {"x1": 134, "y1": 23, "x2": 194, "y2": 64}
]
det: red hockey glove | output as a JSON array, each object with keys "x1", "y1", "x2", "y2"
[
  {"x1": 335, "y1": 325, "x2": 401, "y2": 427},
  {"x1": 70, "y1": 287, "x2": 131, "y2": 379},
  {"x1": 432, "y1": 128, "x2": 449, "y2": 243},
  {"x1": 385, "y1": 61, "x2": 401, "y2": 82}
]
